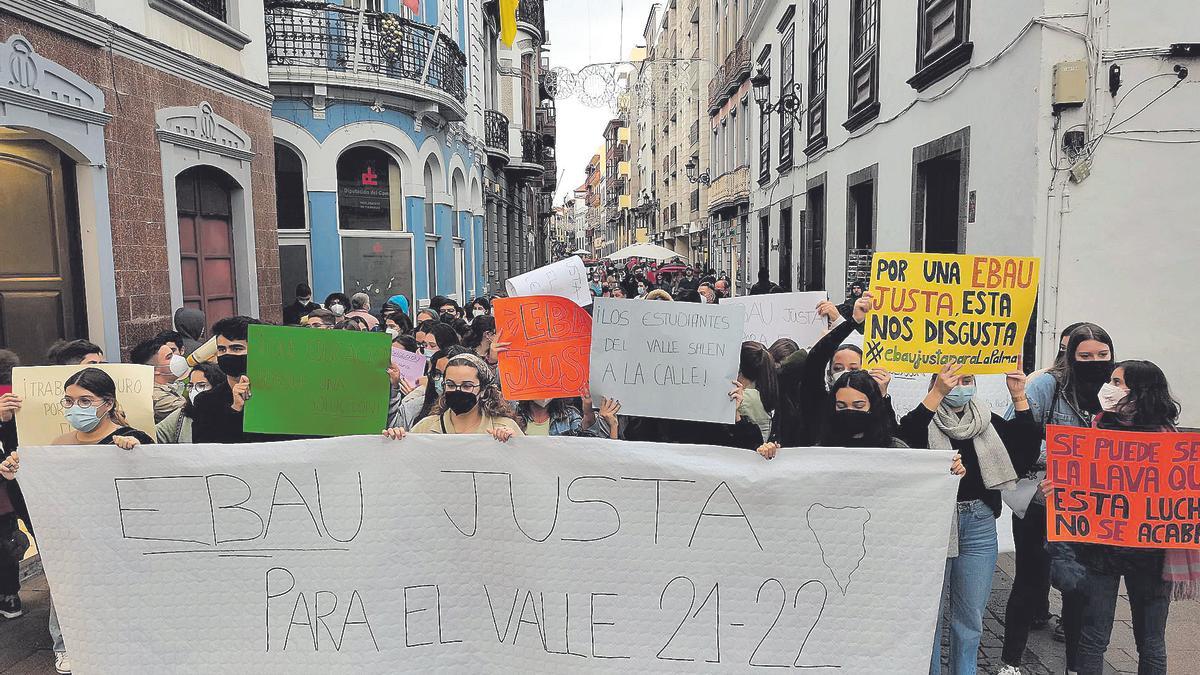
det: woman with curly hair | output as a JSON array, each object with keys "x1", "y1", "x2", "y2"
[{"x1": 383, "y1": 352, "x2": 522, "y2": 443}]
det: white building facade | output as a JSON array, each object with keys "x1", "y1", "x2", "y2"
[{"x1": 748, "y1": 0, "x2": 1200, "y2": 424}]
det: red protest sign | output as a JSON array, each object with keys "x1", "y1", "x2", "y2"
[
  {"x1": 1046, "y1": 425, "x2": 1200, "y2": 549},
  {"x1": 493, "y1": 296, "x2": 591, "y2": 400}
]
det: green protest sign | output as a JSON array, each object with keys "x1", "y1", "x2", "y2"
[{"x1": 243, "y1": 325, "x2": 391, "y2": 437}]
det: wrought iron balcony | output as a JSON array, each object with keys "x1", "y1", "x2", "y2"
[
  {"x1": 484, "y1": 109, "x2": 509, "y2": 161},
  {"x1": 516, "y1": 0, "x2": 545, "y2": 40},
  {"x1": 708, "y1": 37, "x2": 752, "y2": 112},
  {"x1": 509, "y1": 130, "x2": 545, "y2": 175},
  {"x1": 536, "y1": 105, "x2": 556, "y2": 144},
  {"x1": 265, "y1": 1, "x2": 467, "y2": 120}
]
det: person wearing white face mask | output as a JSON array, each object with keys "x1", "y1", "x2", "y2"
[
  {"x1": 515, "y1": 397, "x2": 583, "y2": 436},
  {"x1": 155, "y1": 362, "x2": 228, "y2": 444},
  {"x1": 323, "y1": 292, "x2": 351, "y2": 318},
  {"x1": 896, "y1": 362, "x2": 1040, "y2": 675},
  {"x1": 467, "y1": 297, "x2": 492, "y2": 322},
  {"x1": 414, "y1": 321, "x2": 459, "y2": 360},
  {"x1": 1070, "y1": 359, "x2": 1195, "y2": 675}
]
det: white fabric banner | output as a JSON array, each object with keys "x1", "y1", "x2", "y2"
[
  {"x1": 722, "y1": 291, "x2": 829, "y2": 348},
  {"x1": 505, "y1": 257, "x2": 593, "y2": 307},
  {"x1": 20, "y1": 436, "x2": 958, "y2": 673}
]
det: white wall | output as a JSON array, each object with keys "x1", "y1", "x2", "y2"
[
  {"x1": 94, "y1": 0, "x2": 269, "y2": 85},
  {"x1": 745, "y1": 0, "x2": 1200, "y2": 423}
]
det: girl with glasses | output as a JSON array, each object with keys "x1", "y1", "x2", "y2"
[
  {"x1": 383, "y1": 353, "x2": 522, "y2": 442},
  {"x1": 155, "y1": 362, "x2": 228, "y2": 444}
]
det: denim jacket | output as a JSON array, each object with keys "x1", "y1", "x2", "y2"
[{"x1": 548, "y1": 406, "x2": 584, "y2": 436}]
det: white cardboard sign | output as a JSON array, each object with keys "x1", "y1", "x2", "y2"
[
  {"x1": 590, "y1": 297, "x2": 743, "y2": 423},
  {"x1": 505, "y1": 256, "x2": 593, "y2": 307},
  {"x1": 722, "y1": 291, "x2": 829, "y2": 348},
  {"x1": 19, "y1": 436, "x2": 958, "y2": 673}
]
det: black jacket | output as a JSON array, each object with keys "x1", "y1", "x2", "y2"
[
  {"x1": 897, "y1": 406, "x2": 1041, "y2": 517},
  {"x1": 282, "y1": 300, "x2": 321, "y2": 326},
  {"x1": 624, "y1": 417, "x2": 764, "y2": 450}
]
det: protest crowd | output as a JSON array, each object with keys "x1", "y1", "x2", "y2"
[{"x1": 0, "y1": 252, "x2": 1196, "y2": 675}]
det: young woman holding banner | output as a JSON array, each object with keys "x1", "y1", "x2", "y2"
[
  {"x1": 1, "y1": 367, "x2": 153, "y2": 675},
  {"x1": 756, "y1": 369, "x2": 909, "y2": 459},
  {"x1": 896, "y1": 362, "x2": 1039, "y2": 675},
  {"x1": 1071, "y1": 360, "x2": 1195, "y2": 675},
  {"x1": 1004, "y1": 323, "x2": 1115, "y2": 675},
  {"x1": 384, "y1": 353, "x2": 522, "y2": 441}
]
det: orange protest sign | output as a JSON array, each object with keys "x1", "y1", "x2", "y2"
[
  {"x1": 1046, "y1": 425, "x2": 1200, "y2": 549},
  {"x1": 493, "y1": 296, "x2": 592, "y2": 400}
]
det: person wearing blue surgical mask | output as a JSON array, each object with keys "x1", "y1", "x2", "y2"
[
  {"x1": 9, "y1": 367, "x2": 153, "y2": 675},
  {"x1": 896, "y1": 363, "x2": 1041, "y2": 675},
  {"x1": 49, "y1": 368, "x2": 152, "y2": 448}
]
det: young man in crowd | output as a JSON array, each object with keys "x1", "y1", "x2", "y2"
[
  {"x1": 45, "y1": 340, "x2": 104, "y2": 366},
  {"x1": 282, "y1": 283, "x2": 320, "y2": 326},
  {"x1": 130, "y1": 336, "x2": 184, "y2": 423}
]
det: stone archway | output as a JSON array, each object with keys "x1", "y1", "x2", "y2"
[
  {"x1": 0, "y1": 34, "x2": 118, "y2": 355},
  {"x1": 156, "y1": 102, "x2": 259, "y2": 318}
]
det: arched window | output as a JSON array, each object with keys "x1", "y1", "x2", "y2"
[
  {"x1": 177, "y1": 166, "x2": 237, "y2": 322},
  {"x1": 338, "y1": 146, "x2": 400, "y2": 231},
  {"x1": 274, "y1": 143, "x2": 306, "y2": 229}
]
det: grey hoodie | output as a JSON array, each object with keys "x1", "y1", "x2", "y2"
[{"x1": 174, "y1": 307, "x2": 206, "y2": 354}]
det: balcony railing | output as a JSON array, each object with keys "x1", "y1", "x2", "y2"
[
  {"x1": 537, "y1": 105, "x2": 556, "y2": 141},
  {"x1": 708, "y1": 37, "x2": 752, "y2": 111},
  {"x1": 516, "y1": 0, "x2": 545, "y2": 39},
  {"x1": 520, "y1": 130, "x2": 544, "y2": 167},
  {"x1": 266, "y1": 1, "x2": 467, "y2": 105},
  {"x1": 708, "y1": 165, "x2": 751, "y2": 210},
  {"x1": 484, "y1": 109, "x2": 509, "y2": 155}
]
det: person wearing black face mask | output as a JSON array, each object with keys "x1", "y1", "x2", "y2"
[
  {"x1": 1003, "y1": 322, "x2": 1115, "y2": 674},
  {"x1": 189, "y1": 315, "x2": 308, "y2": 445},
  {"x1": 383, "y1": 352, "x2": 522, "y2": 442},
  {"x1": 817, "y1": 370, "x2": 907, "y2": 448}
]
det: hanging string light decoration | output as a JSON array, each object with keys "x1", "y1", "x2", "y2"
[{"x1": 548, "y1": 57, "x2": 709, "y2": 109}]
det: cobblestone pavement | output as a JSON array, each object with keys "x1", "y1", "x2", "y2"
[{"x1": 3, "y1": 554, "x2": 1197, "y2": 673}]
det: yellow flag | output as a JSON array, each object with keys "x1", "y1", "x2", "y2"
[{"x1": 500, "y1": 0, "x2": 519, "y2": 47}]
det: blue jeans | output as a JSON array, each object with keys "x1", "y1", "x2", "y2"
[
  {"x1": 48, "y1": 594, "x2": 65, "y2": 653},
  {"x1": 930, "y1": 500, "x2": 998, "y2": 675},
  {"x1": 1077, "y1": 567, "x2": 1171, "y2": 675}
]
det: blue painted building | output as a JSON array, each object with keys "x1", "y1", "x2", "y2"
[
  {"x1": 266, "y1": 0, "x2": 489, "y2": 312},
  {"x1": 265, "y1": 0, "x2": 556, "y2": 313}
]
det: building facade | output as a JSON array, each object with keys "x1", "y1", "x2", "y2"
[
  {"x1": 1, "y1": 0, "x2": 278, "y2": 365},
  {"x1": 641, "y1": 0, "x2": 713, "y2": 264},
  {"x1": 707, "y1": 0, "x2": 754, "y2": 287},
  {"x1": 267, "y1": 0, "x2": 553, "y2": 312},
  {"x1": 747, "y1": 0, "x2": 1200, "y2": 422}
]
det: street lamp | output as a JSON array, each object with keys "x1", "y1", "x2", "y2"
[
  {"x1": 684, "y1": 157, "x2": 710, "y2": 187},
  {"x1": 752, "y1": 68, "x2": 803, "y2": 129}
]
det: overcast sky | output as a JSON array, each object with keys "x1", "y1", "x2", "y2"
[{"x1": 545, "y1": 0, "x2": 657, "y2": 204}]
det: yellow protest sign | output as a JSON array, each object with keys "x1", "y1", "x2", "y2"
[
  {"x1": 862, "y1": 252, "x2": 1039, "y2": 374},
  {"x1": 11, "y1": 364, "x2": 156, "y2": 445}
]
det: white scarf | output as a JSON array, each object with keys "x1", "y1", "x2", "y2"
[
  {"x1": 928, "y1": 398, "x2": 1017, "y2": 558},
  {"x1": 927, "y1": 398, "x2": 1018, "y2": 491}
]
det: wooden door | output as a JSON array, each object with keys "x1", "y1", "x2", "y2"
[
  {"x1": 0, "y1": 141, "x2": 82, "y2": 364},
  {"x1": 176, "y1": 167, "x2": 237, "y2": 324}
]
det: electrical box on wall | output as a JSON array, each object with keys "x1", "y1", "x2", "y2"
[{"x1": 1053, "y1": 61, "x2": 1088, "y2": 109}]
